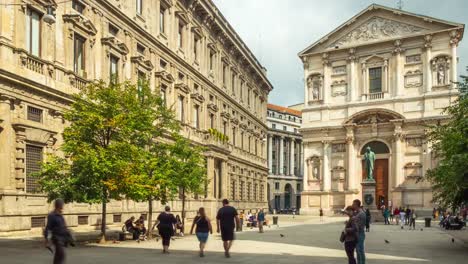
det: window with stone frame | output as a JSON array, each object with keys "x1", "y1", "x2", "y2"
[
  {"x1": 109, "y1": 54, "x2": 119, "y2": 84},
  {"x1": 260, "y1": 184, "x2": 264, "y2": 201},
  {"x1": 253, "y1": 183, "x2": 258, "y2": 201},
  {"x1": 275, "y1": 182, "x2": 279, "y2": 190},
  {"x1": 222, "y1": 64, "x2": 227, "y2": 85},
  {"x1": 192, "y1": 104, "x2": 200, "y2": 129},
  {"x1": 26, "y1": 144, "x2": 43, "y2": 193},
  {"x1": 27, "y1": 106, "x2": 43, "y2": 123},
  {"x1": 73, "y1": 33, "x2": 86, "y2": 76},
  {"x1": 240, "y1": 181, "x2": 245, "y2": 200},
  {"x1": 177, "y1": 22, "x2": 184, "y2": 49},
  {"x1": 247, "y1": 182, "x2": 252, "y2": 201},
  {"x1": 160, "y1": 84, "x2": 167, "y2": 106},
  {"x1": 232, "y1": 127, "x2": 236, "y2": 146},
  {"x1": 231, "y1": 179, "x2": 236, "y2": 200},
  {"x1": 193, "y1": 35, "x2": 200, "y2": 62},
  {"x1": 26, "y1": 8, "x2": 41, "y2": 57},
  {"x1": 72, "y1": 0, "x2": 85, "y2": 14},
  {"x1": 209, "y1": 50, "x2": 215, "y2": 71},
  {"x1": 108, "y1": 23, "x2": 119, "y2": 37},
  {"x1": 209, "y1": 113, "x2": 214, "y2": 129},
  {"x1": 159, "y1": 5, "x2": 166, "y2": 34},
  {"x1": 177, "y1": 95, "x2": 185, "y2": 122},
  {"x1": 369, "y1": 67, "x2": 382, "y2": 93},
  {"x1": 137, "y1": 70, "x2": 146, "y2": 95},
  {"x1": 231, "y1": 73, "x2": 236, "y2": 95}
]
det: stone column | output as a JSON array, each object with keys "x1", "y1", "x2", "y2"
[
  {"x1": 345, "y1": 124, "x2": 356, "y2": 191},
  {"x1": 347, "y1": 48, "x2": 357, "y2": 102},
  {"x1": 222, "y1": 160, "x2": 229, "y2": 200},
  {"x1": 0, "y1": 95, "x2": 13, "y2": 191},
  {"x1": 291, "y1": 139, "x2": 296, "y2": 176},
  {"x1": 206, "y1": 157, "x2": 215, "y2": 198},
  {"x1": 361, "y1": 63, "x2": 368, "y2": 100},
  {"x1": 394, "y1": 40, "x2": 404, "y2": 97},
  {"x1": 322, "y1": 54, "x2": 330, "y2": 104},
  {"x1": 450, "y1": 30, "x2": 460, "y2": 89},
  {"x1": 279, "y1": 136, "x2": 284, "y2": 175},
  {"x1": 392, "y1": 120, "x2": 405, "y2": 187},
  {"x1": 267, "y1": 135, "x2": 272, "y2": 174},
  {"x1": 322, "y1": 141, "x2": 331, "y2": 191},
  {"x1": 424, "y1": 35, "x2": 433, "y2": 93}
]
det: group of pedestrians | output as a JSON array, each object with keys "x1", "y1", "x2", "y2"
[
  {"x1": 390, "y1": 206, "x2": 417, "y2": 229},
  {"x1": 341, "y1": 199, "x2": 367, "y2": 264}
]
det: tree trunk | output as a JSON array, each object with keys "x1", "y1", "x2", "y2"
[
  {"x1": 181, "y1": 187, "x2": 186, "y2": 232},
  {"x1": 147, "y1": 198, "x2": 153, "y2": 238},
  {"x1": 99, "y1": 196, "x2": 107, "y2": 243}
]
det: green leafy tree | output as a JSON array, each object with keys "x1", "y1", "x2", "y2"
[
  {"x1": 426, "y1": 73, "x2": 468, "y2": 209},
  {"x1": 35, "y1": 80, "x2": 171, "y2": 241},
  {"x1": 169, "y1": 134, "x2": 207, "y2": 228}
]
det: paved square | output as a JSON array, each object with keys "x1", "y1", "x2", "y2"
[{"x1": 1, "y1": 217, "x2": 466, "y2": 263}]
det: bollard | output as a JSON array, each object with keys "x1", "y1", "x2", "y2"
[
  {"x1": 273, "y1": 216, "x2": 278, "y2": 225},
  {"x1": 424, "y1": 217, "x2": 431, "y2": 228}
]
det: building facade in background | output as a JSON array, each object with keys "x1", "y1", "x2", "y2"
[
  {"x1": 266, "y1": 104, "x2": 303, "y2": 213},
  {"x1": 0, "y1": 0, "x2": 272, "y2": 233},
  {"x1": 298, "y1": 4, "x2": 464, "y2": 215}
]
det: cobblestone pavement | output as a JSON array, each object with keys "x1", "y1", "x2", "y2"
[{"x1": 1, "y1": 216, "x2": 467, "y2": 264}]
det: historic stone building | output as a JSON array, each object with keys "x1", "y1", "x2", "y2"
[
  {"x1": 0, "y1": 0, "x2": 272, "y2": 233},
  {"x1": 298, "y1": 4, "x2": 464, "y2": 215},
  {"x1": 266, "y1": 104, "x2": 303, "y2": 213}
]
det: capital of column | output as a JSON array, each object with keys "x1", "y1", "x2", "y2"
[
  {"x1": 424, "y1": 34, "x2": 433, "y2": 50},
  {"x1": 392, "y1": 39, "x2": 404, "y2": 54},
  {"x1": 449, "y1": 29, "x2": 461, "y2": 46},
  {"x1": 347, "y1": 48, "x2": 357, "y2": 62}
]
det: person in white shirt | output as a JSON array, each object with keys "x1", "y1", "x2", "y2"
[{"x1": 399, "y1": 208, "x2": 406, "y2": 229}]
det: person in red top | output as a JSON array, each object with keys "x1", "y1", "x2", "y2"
[{"x1": 394, "y1": 207, "x2": 400, "y2": 225}]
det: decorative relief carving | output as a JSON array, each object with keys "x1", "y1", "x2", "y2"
[
  {"x1": 332, "y1": 143, "x2": 346, "y2": 153},
  {"x1": 406, "y1": 54, "x2": 421, "y2": 64},
  {"x1": 406, "y1": 137, "x2": 423, "y2": 147},
  {"x1": 306, "y1": 156, "x2": 321, "y2": 180},
  {"x1": 63, "y1": 13, "x2": 98, "y2": 36},
  {"x1": 101, "y1": 37, "x2": 129, "y2": 55},
  {"x1": 404, "y1": 70, "x2": 423, "y2": 88},
  {"x1": 329, "y1": 17, "x2": 426, "y2": 48},
  {"x1": 331, "y1": 80, "x2": 347, "y2": 97},
  {"x1": 332, "y1": 65, "x2": 347, "y2": 75}
]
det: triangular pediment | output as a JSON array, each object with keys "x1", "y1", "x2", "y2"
[
  {"x1": 299, "y1": 4, "x2": 463, "y2": 56},
  {"x1": 328, "y1": 16, "x2": 426, "y2": 49}
]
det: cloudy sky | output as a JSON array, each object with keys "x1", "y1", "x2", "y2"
[{"x1": 213, "y1": 0, "x2": 468, "y2": 107}]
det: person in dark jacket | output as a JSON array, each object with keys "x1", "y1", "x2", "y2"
[
  {"x1": 153, "y1": 206, "x2": 177, "y2": 253},
  {"x1": 343, "y1": 206, "x2": 359, "y2": 264},
  {"x1": 44, "y1": 199, "x2": 73, "y2": 264},
  {"x1": 365, "y1": 209, "x2": 371, "y2": 232}
]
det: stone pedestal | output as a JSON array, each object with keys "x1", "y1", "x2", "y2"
[{"x1": 361, "y1": 179, "x2": 383, "y2": 221}]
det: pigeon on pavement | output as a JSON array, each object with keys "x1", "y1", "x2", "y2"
[{"x1": 385, "y1": 240, "x2": 390, "y2": 244}]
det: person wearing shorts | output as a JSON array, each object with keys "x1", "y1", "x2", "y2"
[
  {"x1": 190, "y1": 207, "x2": 213, "y2": 257},
  {"x1": 216, "y1": 199, "x2": 240, "y2": 258}
]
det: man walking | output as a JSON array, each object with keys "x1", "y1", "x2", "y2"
[
  {"x1": 352, "y1": 199, "x2": 366, "y2": 264},
  {"x1": 257, "y1": 209, "x2": 265, "y2": 233},
  {"x1": 216, "y1": 199, "x2": 240, "y2": 258},
  {"x1": 44, "y1": 199, "x2": 73, "y2": 264}
]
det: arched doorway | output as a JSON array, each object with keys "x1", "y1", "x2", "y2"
[
  {"x1": 361, "y1": 141, "x2": 390, "y2": 208},
  {"x1": 284, "y1": 184, "x2": 292, "y2": 209}
]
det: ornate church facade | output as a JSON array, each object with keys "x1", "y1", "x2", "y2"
[{"x1": 298, "y1": 4, "x2": 464, "y2": 215}]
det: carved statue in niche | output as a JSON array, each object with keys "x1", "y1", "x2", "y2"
[
  {"x1": 307, "y1": 75, "x2": 322, "y2": 101},
  {"x1": 432, "y1": 56, "x2": 450, "y2": 87},
  {"x1": 437, "y1": 64, "x2": 445, "y2": 85},
  {"x1": 311, "y1": 156, "x2": 321, "y2": 179}
]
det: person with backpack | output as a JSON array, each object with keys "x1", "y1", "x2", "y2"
[{"x1": 190, "y1": 207, "x2": 213, "y2": 257}]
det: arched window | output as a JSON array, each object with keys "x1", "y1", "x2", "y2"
[{"x1": 360, "y1": 141, "x2": 389, "y2": 154}]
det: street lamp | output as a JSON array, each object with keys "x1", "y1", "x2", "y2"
[{"x1": 43, "y1": 6, "x2": 56, "y2": 24}]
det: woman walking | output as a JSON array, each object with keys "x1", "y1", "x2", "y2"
[
  {"x1": 190, "y1": 207, "x2": 213, "y2": 257},
  {"x1": 153, "y1": 206, "x2": 177, "y2": 253},
  {"x1": 342, "y1": 206, "x2": 359, "y2": 264}
]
